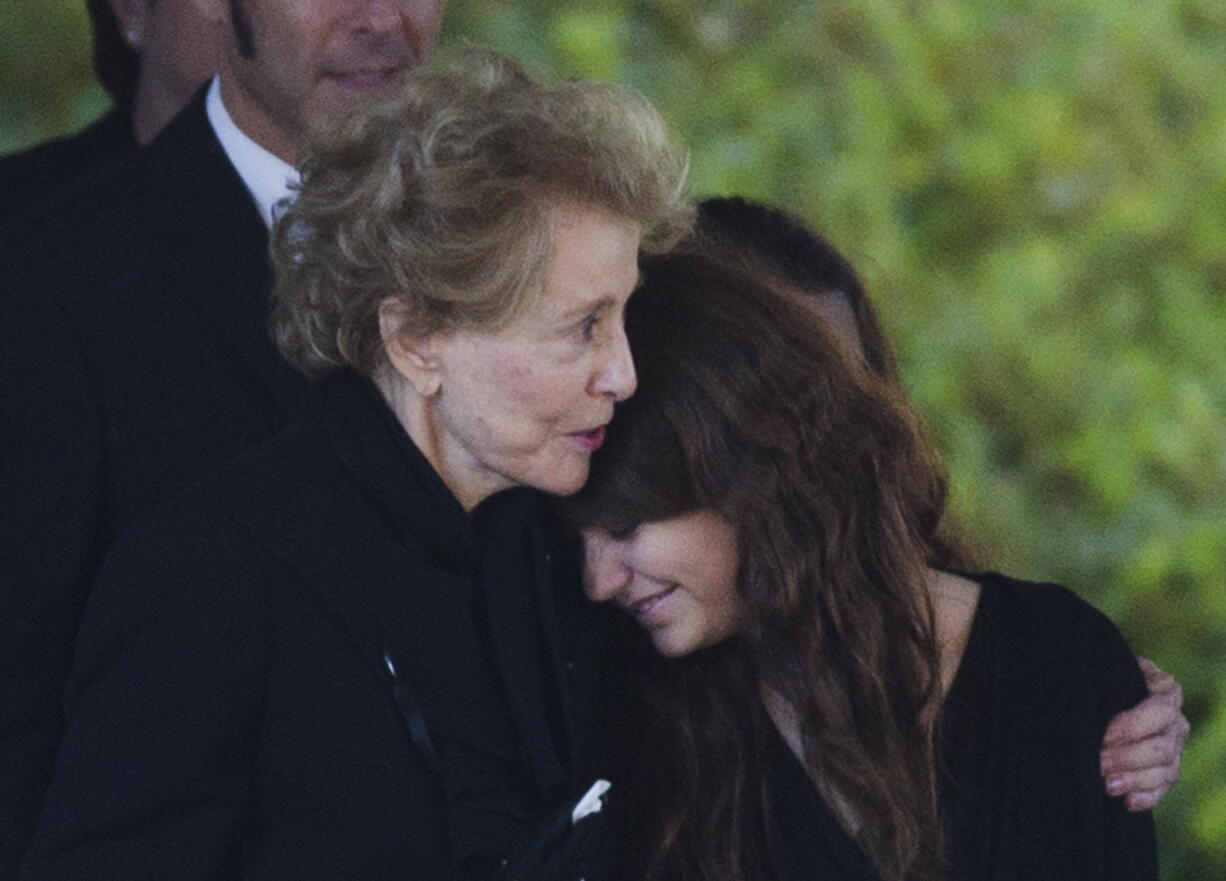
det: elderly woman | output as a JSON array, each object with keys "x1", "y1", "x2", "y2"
[
  {"x1": 567, "y1": 250, "x2": 1160, "y2": 881},
  {"x1": 21, "y1": 49, "x2": 688, "y2": 881}
]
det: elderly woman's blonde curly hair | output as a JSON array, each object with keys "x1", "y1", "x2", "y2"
[{"x1": 271, "y1": 46, "x2": 693, "y2": 379}]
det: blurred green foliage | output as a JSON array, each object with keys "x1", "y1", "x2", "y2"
[
  {"x1": 2, "y1": 1, "x2": 1222, "y2": 876},
  {"x1": 0, "y1": 1, "x2": 102, "y2": 153}
]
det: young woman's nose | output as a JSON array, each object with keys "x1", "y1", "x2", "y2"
[{"x1": 582, "y1": 531, "x2": 631, "y2": 601}]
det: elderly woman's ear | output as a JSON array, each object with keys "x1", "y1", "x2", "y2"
[{"x1": 378, "y1": 297, "x2": 442, "y2": 397}]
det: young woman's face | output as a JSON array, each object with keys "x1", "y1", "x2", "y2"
[{"x1": 582, "y1": 509, "x2": 741, "y2": 656}]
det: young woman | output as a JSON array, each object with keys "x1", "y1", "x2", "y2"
[
  {"x1": 565, "y1": 250, "x2": 1160, "y2": 880},
  {"x1": 684, "y1": 196, "x2": 1188, "y2": 813}
]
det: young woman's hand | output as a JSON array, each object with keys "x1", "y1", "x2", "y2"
[{"x1": 1100, "y1": 657, "x2": 1190, "y2": 811}]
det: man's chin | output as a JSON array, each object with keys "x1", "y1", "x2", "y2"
[
  {"x1": 323, "y1": 67, "x2": 406, "y2": 97},
  {"x1": 307, "y1": 76, "x2": 406, "y2": 136}
]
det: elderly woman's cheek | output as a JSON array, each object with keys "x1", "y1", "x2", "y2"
[
  {"x1": 485, "y1": 356, "x2": 609, "y2": 494},
  {"x1": 426, "y1": 206, "x2": 640, "y2": 498}
]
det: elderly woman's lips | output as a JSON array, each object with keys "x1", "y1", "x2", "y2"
[{"x1": 569, "y1": 426, "x2": 606, "y2": 451}]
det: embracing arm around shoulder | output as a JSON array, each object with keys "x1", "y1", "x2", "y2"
[{"x1": 1100, "y1": 657, "x2": 1189, "y2": 811}]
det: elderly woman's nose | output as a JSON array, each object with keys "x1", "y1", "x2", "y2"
[{"x1": 591, "y1": 326, "x2": 637, "y2": 401}]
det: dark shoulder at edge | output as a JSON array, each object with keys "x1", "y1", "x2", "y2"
[
  {"x1": 0, "y1": 143, "x2": 148, "y2": 277},
  {"x1": 0, "y1": 110, "x2": 133, "y2": 224}
]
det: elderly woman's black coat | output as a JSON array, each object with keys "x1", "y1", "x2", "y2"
[{"x1": 20, "y1": 374, "x2": 616, "y2": 881}]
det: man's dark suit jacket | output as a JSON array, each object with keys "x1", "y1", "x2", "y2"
[
  {"x1": 0, "y1": 108, "x2": 136, "y2": 222},
  {"x1": 18, "y1": 374, "x2": 615, "y2": 880},
  {"x1": 0, "y1": 92, "x2": 307, "y2": 876}
]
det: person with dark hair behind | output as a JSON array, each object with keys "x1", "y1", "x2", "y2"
[
  {"x1": 682, "y1": 196, "x2": 1189, "y2": 812},
  {"x1": 567, "y1": 251, "x2": 1160, "y2": 881},
  {"x1": 0, "y1": 1, "x2": 220, "y2": 221},
  {"x1": 684, "y1": 196, "x2": 899, "y2": 381}
]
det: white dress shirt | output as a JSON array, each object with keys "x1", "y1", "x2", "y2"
[{"x1": 205, "y1": 77, "x2": 300, "y2": 229}]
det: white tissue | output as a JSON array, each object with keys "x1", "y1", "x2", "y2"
[{"x1": 571, "y1": 779, "x2": 612, "y2": 825}]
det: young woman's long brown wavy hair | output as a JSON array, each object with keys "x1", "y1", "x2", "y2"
[{"x1": 564, "y1": 252, "x2": 954, "y2": 881}]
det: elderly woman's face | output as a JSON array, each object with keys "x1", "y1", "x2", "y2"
[
  {"x1": 582, "y1": 510, "x2": 742, "y2": 657},
  {"x1": 418, "y1": 204, "x2": 642, "y2": 508}
]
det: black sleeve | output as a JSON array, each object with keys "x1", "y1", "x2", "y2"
[
  {"x1": 18, "y1": 513, "x2": 268, "y2": 881},
  {"x1": 0, "y1": 287, "x2": 108, "y2": 880},
  {"x1": 941, "y1": 576, "x2": 1159, "y2": 881},
  {"x1": 1070, "y1": 594, "x2": 1159, "y2": 881}
]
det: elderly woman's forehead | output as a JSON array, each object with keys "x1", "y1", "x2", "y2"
[{"x1": 534, "y1": 205, "x2": 640, "y2": 293}]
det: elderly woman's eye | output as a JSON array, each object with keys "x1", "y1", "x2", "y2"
[
  {"x1": 580, "y1": 313, "x2": 601, "y2": 341},
  {"x1": 608, "y1": 523, "x2": 639, "y2": 540}
]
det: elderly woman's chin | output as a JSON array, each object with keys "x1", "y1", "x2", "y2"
[
  {"x1": 508, "y1": 441, "x2": 600, "y2": 499},
  {"x1": 549, "y1": 428, "x2": 610, "y2": 495},
  {"x1": 547, "y1": 454, "x2": 595, "y2": 498}
]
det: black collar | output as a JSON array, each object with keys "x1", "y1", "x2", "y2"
[{"x1": 315, "y1": 372, "x2": 479, "y2": 571}]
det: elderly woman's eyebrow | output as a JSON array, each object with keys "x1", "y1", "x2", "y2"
[{"x1": 556, "y1": 296, "x2": 617, "y2": 322}]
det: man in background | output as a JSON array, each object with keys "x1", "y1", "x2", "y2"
[
  {"x1": 0, "y1": 3, "x2": 445, "y2": 876},
  {"x1": 0, "y1": 0, "x2": 220, "y2": 220}
]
